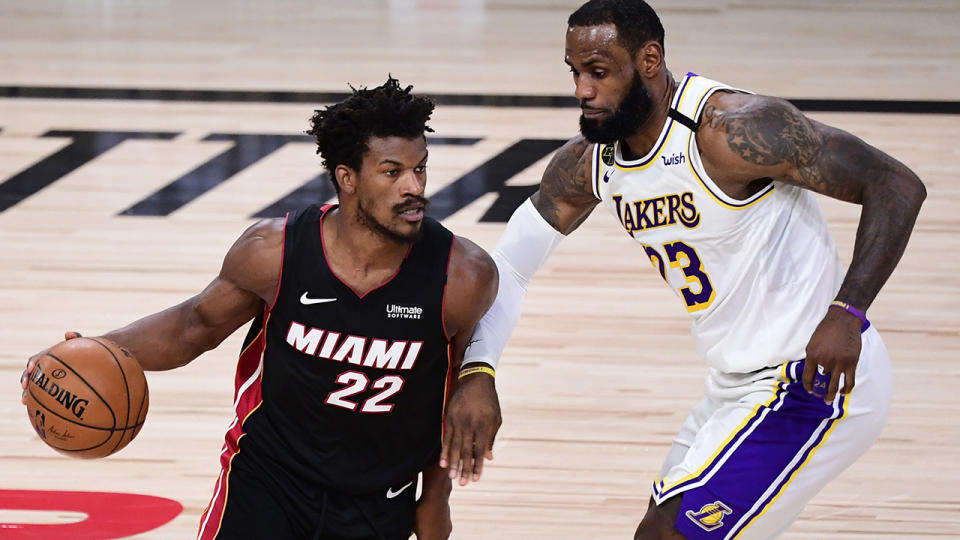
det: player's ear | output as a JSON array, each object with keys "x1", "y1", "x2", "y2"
[
  {"x1": 635, "y1": 40, "x2": 663, "y2": 77},
  {"x1": 335, "y1": 165, "x2": 357, "y2": 194}
]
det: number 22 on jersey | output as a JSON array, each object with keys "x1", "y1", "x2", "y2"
[{"x1": 325, "y1": 372, "x2": 405, "y2": 414}]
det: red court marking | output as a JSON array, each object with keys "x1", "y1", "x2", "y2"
[{"x1": 0, "y1": 490, "x2": 182, "y2": 539}]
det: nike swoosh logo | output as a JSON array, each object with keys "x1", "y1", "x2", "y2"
[
  {"x1": 300, "y1": 292, "x2": 337, "y2": 305},
  {"x1": 602, "y1": 170, "x2": 612, "y2": 183},
  {"x1": 386, "y1": 481, "x2": 414, "y2": 499}
]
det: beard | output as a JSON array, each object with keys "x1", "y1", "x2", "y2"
[
  {"x1": 579, "y1": 72, "x2": 653, "y2": 144},
  {"x1": 356, "y1": 196, "x2": 428, "y2": 244}
]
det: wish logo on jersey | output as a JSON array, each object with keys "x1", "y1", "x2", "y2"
[
  {"x1": 610, "y1": 191, "x2": 701, "y2": 233},
  {"x1": 661, "y1": 152, "x2": 685, "y2": 166}
]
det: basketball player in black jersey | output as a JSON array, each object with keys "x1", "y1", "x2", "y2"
[{"x1": 21, "y1": 77, "x2": 499, "y2": 540}]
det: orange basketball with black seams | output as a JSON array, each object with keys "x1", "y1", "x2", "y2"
[{"x1": 24, "y1": 337, "x2": 149, "y2": 459}]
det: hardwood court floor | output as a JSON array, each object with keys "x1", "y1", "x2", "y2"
[{"x1": 0, "y1": 1, "x2": 958, "y2": 538}]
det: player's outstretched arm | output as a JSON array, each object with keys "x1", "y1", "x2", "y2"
[
  {"x1": 468, "y1": 136, "x2": 598, "y2": 369},
  {"x1": 102, "y1": 218, "x2": 284, "y2": 371},
  {"x1": 697, "y1": 93, "x2": 926, "y2": 402},
  {"x1": 440, "y1": 136, "x2": 599, "y2": 483},
  {"x1": 19, "y1": 218, "x2": 283, "y2": 392}
]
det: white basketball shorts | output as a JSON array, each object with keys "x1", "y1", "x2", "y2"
[{"x1": 652, "y1": 326, "x2": 892, "y2": 539}]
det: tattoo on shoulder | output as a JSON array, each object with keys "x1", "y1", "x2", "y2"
[
  {"x1": 701, "y1": 103, "x2": 728, "y2": 131},
  {"x1": 717, "y1": 98, "x2": 875, "y2": 200},
  {"x1": 720, "y1": 98, "x2": 820, "y2": 171},
  {"x1": 536, "y1": 138, "x2": 594, "y2": 228}
]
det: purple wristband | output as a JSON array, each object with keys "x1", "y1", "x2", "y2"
[{"x1": 830, "y1": 300, "x2": 870, "y2": 332}]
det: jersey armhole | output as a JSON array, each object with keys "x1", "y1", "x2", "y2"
[
  {"x1": 266, "y1": 212, "x2": 290, "y2": 312},
  {"x1": 440, "y1": 234, "x2": 456, "y2": 342},
  {"x1": 591, "y1": 143, "x2": 603, "y2": 200},
  {"x1": 689, "y1": 86, "x2": 753, "y2": 123}
]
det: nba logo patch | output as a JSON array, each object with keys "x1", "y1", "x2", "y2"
[{"x1": 685, "y1": 501, "x2": 732, "y2": 532}]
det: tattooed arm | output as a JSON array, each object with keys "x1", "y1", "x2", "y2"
[
  {"x1": 697, "y1": 92, "x2": 926, "y2": 402},
  {"x1": 530, "y1": 135, "x2": 601, "y2": 233}
]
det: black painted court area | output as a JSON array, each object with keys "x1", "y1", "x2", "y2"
[{"x1": 0, "y1": 86, "x2": 955, "y2": 221}]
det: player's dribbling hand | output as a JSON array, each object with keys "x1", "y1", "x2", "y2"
[
  {"x1": 440, "y1": 371, "x2": 500, "y2": 486},
  {"x1": 20, "y1": 331, "x2": 82, "y2": 405},
  {"x1": 802, "y1": 308, "x2": 861, "y2": 404}
]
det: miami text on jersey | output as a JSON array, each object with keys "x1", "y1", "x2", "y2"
[{"x1": 285, "y1": 321, "x2": 423, "y2": 370}]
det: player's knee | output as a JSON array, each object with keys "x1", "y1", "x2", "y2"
[{"x1": 634, "y1": 497, "x2": 686, "y2": 540}]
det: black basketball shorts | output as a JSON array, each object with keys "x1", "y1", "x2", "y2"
[{"x1": 198, "y1": 452, "x2": 418, "y2": 540}]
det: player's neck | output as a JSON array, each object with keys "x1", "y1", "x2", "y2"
[
  {"x1": 619, "y1": 70, "x2": 678, "y2": 161},
  {"x1": 323, "y1": 208, "x2": 411, "y2": 288}
]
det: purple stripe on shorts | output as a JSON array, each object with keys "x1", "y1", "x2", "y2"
[
  {"x1": 653, "y1": 383, "x2": 788, "y2": 501},
  {"x1": 672, "y1": 359, "x2": 844, "y2": 539},
  {"x1": 726, "y1": 393, "x2": 845, "y2": 537}
]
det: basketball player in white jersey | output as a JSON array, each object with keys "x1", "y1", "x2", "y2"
[{"x1": 439, "y1": 0, "x2": 926, "y2": 538}]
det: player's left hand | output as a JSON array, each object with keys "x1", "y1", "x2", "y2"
[
  {"x1": 802, "y1": 307, "x2": 862, "y2": 404},
  {"x1": 412, "y1": 492, "x2": 452, "y2": 540},
  {"x1": 440, "y1": 371, "x2": 500, "y2": 486}
]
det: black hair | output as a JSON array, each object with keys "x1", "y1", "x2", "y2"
[
  {"x1": 568, "y1": 0, "x2": 665, "y2": 55},
  {"x1": 306, "y1": 76, "x2": 435, "y2": 193}
]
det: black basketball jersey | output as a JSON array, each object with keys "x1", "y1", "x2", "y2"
[{"x1": 224, "y1": 204, "x2": 454, "y2": 495}]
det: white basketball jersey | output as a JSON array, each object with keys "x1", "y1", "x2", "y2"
[{"x1": 591, "y1": 72, "x2": 844, "y2": 373}]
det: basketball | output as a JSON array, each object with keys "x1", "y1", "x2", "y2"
[{"x1": 24, "y1": 337, "x2": 149, "y2": 459}]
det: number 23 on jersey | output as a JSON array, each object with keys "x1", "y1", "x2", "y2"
[{"x1": 643, "y1": 241, "x2": 716, "y2": 312}]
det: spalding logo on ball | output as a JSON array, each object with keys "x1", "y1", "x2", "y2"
[{"x1": 25, "y1": 337, "x2": 149, "y2": 459}]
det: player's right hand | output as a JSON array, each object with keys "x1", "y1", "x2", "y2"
[
  {"x1": 20, "y1": 331, "x2": 82, "y2": 405},
  {"x1": 802, "y1": 307, "x2": 861, "y2": 404},
  {"x1": 439, "y1": 371, "x2": 500, "y2": 486}
]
